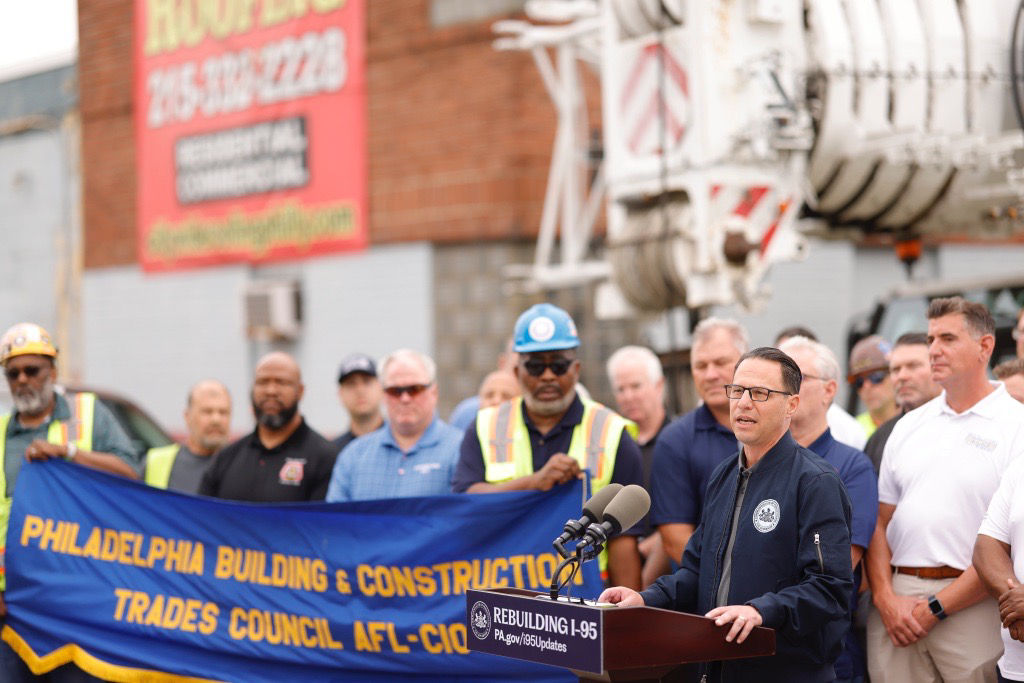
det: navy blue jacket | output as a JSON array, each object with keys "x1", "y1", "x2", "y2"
[{"x1": 640, "y1": 432, "x2": 853, "y2": 683}]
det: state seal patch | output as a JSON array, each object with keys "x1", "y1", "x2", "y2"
[
  {"x1": 470, "y1": 601, "x2": 491, "y2": 640},
  {"x1": 752, "y1": 499, "x2": 780, "y2": 533},
  {"x1": 527, "y1": 316, "x2": 555, "y2": 342}
]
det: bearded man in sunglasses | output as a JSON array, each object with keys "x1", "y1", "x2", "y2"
[
  {"x1": 0, "y1": 322, "x2": 138, "y2": 681},
  {"x1": 452, "y1": 304, "x2": 645, "y2": 590},
  {"x1": 326, "y1": 349, "x2": 463, "y2": 502}
]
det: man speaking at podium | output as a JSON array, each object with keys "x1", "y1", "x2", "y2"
[{"x1": 600, "y1": 347, "x2": 853, "y2": 682}]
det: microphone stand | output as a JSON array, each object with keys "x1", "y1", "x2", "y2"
[{"x1": 549, "y1": 545, "x2": 588, "y2": 601}]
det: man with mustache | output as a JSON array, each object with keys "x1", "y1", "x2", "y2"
[
  {"x1": 0, "y1": 322, "x2": 139, "y2": 681},
  {"x1": 199, "y1": 352, "x2": 336, "y2": 502},
  {"x1": 453, "y1": 303, "x2": 644, "y2": 589},
  {"x1": 145, "y1": 380, "x2": 232, "y2": 493}
]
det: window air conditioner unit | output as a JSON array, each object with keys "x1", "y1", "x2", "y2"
[{"x1": 244, "y1": 281, "x2": 302, "y2": 341}]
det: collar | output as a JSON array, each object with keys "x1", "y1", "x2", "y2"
[
  {"x1": 695, "y1": 402, "x2": 732, "y2": 433},
  {"x1": 381, "y1": 415, "x2": 444, "y2": 453},
  {"x1": 737, "y1": 431, "x2": 798, "y2": 475},
  {"x1": 937, "y1": 381, "x2": 1006, "y2": 419},
  {"x1": 522, "y1": 394, "x2": 585, "y2": 434},
  {"x1": 807, "y1": 427, "x2": 835, "y2": 456},
  {"x1": 249, "y1": 417, "x2": 310, "y2": 453}
]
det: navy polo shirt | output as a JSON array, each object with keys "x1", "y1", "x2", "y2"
[
  {"x1": 649, "y1": 404, "x2": 737, "y2": 528},
  {"x1": 451, "y1": 395, "x2": 643, "y2": 499},
  {"x1": 807, "y1": 427, "x2": 878, "y2": 681}
]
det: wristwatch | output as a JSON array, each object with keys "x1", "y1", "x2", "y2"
[
  {"x1": 927, "y1": 594, "x2": 947, "y2": 620},
  {"x1": 65, "y1": 442, "x2": 78, "y2": 461}
]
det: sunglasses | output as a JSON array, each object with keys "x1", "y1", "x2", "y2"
[
  {"x1": 522, "y1": 359, "x2": 574, "y2": 377},
  {"x1": 4, "y1": 364, "x2": 47, "y2": 381},
  {"x1": 850, "y1": 370, "x2": 888, "y2": 390},
  {"x1": 384, "y1": 383, "x2": 431, "y2": 398}
]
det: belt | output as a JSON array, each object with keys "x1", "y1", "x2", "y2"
[{"x1": 893, "y1": 565, "x2": 963, "y2": 579}]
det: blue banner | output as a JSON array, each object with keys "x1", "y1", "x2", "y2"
[{"x1": 3, "y1": 460, "x2": 600, "y2": 681}]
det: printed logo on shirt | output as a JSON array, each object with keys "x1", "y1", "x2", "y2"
[
  {"x1": 412, "y1": 462, "x2": 442, "y2": 475},
  {"x1": 965, "y1": 433, "x2": 998, "y2": 452},
  {"x1": 752, "y1": 499, "x2": 781, "y2": 533},
  {"x1": 278, "y1": 458, "x2": 306, "y2": 486}
]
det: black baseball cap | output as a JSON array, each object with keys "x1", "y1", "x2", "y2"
[{"x1": 337, "y1": 353, "x2": 376, "y2": 383}]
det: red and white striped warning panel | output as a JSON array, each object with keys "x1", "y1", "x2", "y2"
[{"x1": 619, "y1": 42, "x2": 689, "y2": 156}]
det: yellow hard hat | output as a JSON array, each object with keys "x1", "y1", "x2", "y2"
[{"x1": 0, "y1": 322, "x2": 58, "y2": 366}]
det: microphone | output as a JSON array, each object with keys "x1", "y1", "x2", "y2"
[
  {"x1": 578, "y1": 485, "x2": 651, "y2": 561},
  {"x1": 552, "y1": 483, "x2": 623, "y2": 558}
]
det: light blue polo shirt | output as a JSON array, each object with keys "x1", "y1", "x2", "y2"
[{"x1": 325, "y1": 416, "x2": 463, "y2": 502}]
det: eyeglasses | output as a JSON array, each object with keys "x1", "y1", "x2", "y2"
[
  {"x1": 850, "y1": 370, "x2": 888, "y2": 390},
  {"x1": 4, "y1": 364, "x2": 46, "y2": 381},
  {"x1": 383, "y1": 383, "x2": 431, "y2": 398},
  {"x1": 724, "y1": 384, "x2": 793, "y2": 402},
  {"x1": 522, "y1": 359, "x2": 575, "y2": 377}
]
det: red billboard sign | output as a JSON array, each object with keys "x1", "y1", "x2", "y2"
[{"x1": 134, "y1": 0, "x2": 367, "y2": 271}]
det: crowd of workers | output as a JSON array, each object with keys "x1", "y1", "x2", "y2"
[{"x1": 1, "y1": 298, "x2": 1024, "y2": 682}]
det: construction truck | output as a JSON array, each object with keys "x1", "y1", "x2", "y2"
[{"x1": 495, "y1": 0, "x2": 1024, "y2": 316}]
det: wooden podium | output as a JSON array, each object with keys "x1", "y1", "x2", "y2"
[{"x1": 466, "y1": 588, "x2": 774, "y2": 682}]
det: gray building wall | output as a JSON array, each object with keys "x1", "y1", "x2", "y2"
[
  {"x1": 0, "y1": 64, "x2": 81, "y2": 381},
  {"x1": 81, "y1": 243, "x2": 433, "y2": 440}
]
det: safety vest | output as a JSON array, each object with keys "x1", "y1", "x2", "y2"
[
  {"x1": 476, "y1": 397, "x2": 637, "y2": 572},
  {"x1": 0, "y1": 392, "x2": 96, "y2": 590},
  {"x1": 855, "y1": 411, "x2": 877, "y2": 438},
  {"x1": 144, "y1": 443, "x2": 181, "y2": 490}
]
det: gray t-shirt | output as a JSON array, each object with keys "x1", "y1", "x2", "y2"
[
  {"x1": 165, "y1": 445, "x2": 215, "y2": 494},
  {"x1": 3, "y1": 393, "x2": 139, "y2": 496},
  {"x1": 716, "y1": 459, "x2": 752, "y2": 607}
]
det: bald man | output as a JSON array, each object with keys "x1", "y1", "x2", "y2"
[
  {"x1": 199, "y1": 353, "x2": 337, "y2": 502},
  {"x1": 478, "y1": 371, "x2": 520, "y2": 410},
  {"x1": 145, "y1": 380, "x2": 232, "y2": 493}
]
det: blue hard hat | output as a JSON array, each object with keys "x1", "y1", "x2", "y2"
[{"x1": 513, "y1": 303, "x2": 580, "y2": 353}]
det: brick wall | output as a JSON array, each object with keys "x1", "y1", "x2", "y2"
[
  {"x1": 77, "y1": 0, "x2": 585, "y2": 267},
  {"x1": 78, "y1": 0, "x2": 136, "y2": 267}
]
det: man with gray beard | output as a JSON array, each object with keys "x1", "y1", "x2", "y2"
[
  {"x1": 0, "y1": 322, "x2": 138, "y2": 682},
  {"x1": 199, "y1": 352, "x2": 336, "y2": 502},
  {"x1": 452, "y1": 304, "x2": 645, "y2": 589}
]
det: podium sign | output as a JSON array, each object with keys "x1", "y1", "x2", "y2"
[
  {"x1": 467, "y1": 588, "x2": 776, "y2": 682},
  {"x1": 467, "y1": 589, "x2": 604, "y2": 674}
]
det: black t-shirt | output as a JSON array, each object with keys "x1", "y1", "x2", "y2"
[
  {"x1": 198, "y1": 419, "x2": 337, "y2": 502},
  {"x1": 637, "y1": 415, "x2": 671, "y2": 535}
]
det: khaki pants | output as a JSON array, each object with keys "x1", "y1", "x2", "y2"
[{"x1": 868, "y1": 573, "x2": 1002, "y2": 683}]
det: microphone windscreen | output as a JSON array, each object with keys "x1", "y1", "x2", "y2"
[
  {"x1": 602, "y1": 484, "x2": 651, "y2": 532},
  {"x1": 581, "y1": 483, "x2": 623, "y2": 522}
]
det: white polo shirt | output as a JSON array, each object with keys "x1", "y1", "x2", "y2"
[
  {"x1": 879, "y1": 382, "x2": 1024, "y2": 569},
  {"x1": 979, "y1": 456, "x2": 1024, "y2": 679}
]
